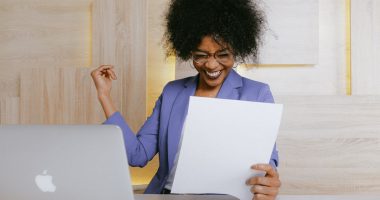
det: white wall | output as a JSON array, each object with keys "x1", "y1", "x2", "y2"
[
  {"x1": 258, "y1": 0, "x2": 319, "y2": 64},
  {"x1": 237, "y1": 0, "x2": 347, "y2": 96}
]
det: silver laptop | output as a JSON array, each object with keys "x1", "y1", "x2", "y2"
[{"x1": 0, "y1": 125, "x2": 134, "y2": 200}]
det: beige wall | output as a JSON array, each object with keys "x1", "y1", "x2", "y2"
[
  {"x1": 239, "y1": 0, "x2": 347, "y2": 95},
  {"x1": 0, "y1": 0, "x2": 148, "y2": 185},
  {"x1": 0, "y1": 0, "x2": 95, "y2": 124},
  {"x1": 0, "y1": 0, "x2": 147, "y2": 124}
]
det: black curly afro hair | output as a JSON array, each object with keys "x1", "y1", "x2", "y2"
[{"x1": 164, "y1": 0, "x2": 266, "y2": 62}]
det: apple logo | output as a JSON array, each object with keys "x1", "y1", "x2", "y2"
[{"x1": 35, "y1": 170, "x2": 57, "y2": 192}]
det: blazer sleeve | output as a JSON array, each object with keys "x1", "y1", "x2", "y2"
[
  {"x1": 259, "y1": 84, "x2": 279, "y2": 169},
  {"x1": 103, "y1": 95, "x2": 163, "y2": 167}
]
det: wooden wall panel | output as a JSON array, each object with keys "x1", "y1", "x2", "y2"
[
  {"x1": 352, "y1": 0, "x2": 380, "y2": 94},
  {"x1": 92, "y1": 0, "x2": 149, "y2": 186},
  {"x1": 0, "y1": 0, "x2": 91, "y2": 67},
  {"x1": 0, "y1": 0, "x2": 91, "y2": 97},
  {"x1": 92, "y1": 0, "x2": 116, "y2": 66},
  {"x1": 147, "y1": 0, "x2": 175, "y2": 116},
  {"x1": 279, "y1": 168, "x2": 380, "y2": 194},
  {"x1": 1, "y1": 0, "x2": 149, "y2": 186},
  {"x1": 19, "y1": 67, "x2": 105, "y2": 124},
  {"x1": 92, "y1": 0, "x2": 146, "y2": 132},
  {"x1": 0, "y1": 68, "x2": 20, "y2": 98},
  {"x1": 92, "y1": 0, "x2": 121, "y2": 124},
  {"x1": 0, "y1": 97, "x2": 19, "y2": 124},
  {"x1": 119, "y1": 0, "x2": 147, "y2": 132},
  {"x1": 276, "y1": 95, "x2": 380, "y2": 194}
]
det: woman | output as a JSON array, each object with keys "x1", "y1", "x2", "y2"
[{"x1": 91, "y1": 0, "x2": 281, "y2": 199}]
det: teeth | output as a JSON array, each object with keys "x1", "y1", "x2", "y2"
[{"x1": 206, "y1": 70, "x2": 221, "y2": 78}]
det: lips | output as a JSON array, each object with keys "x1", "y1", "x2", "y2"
[{"x1": 205, "y1": 70, "x2": 222, "y2": 79}]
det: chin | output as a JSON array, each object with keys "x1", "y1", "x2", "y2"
[{"x1": 205, "y1": 78, "x2": 224, "y2": 89}]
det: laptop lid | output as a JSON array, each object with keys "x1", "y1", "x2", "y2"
[{"x1": 0, "y1": 125, "x2": 134, "y2": 200}]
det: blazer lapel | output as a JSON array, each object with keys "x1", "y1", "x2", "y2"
[
  {"x1": 167, "y1": 76, "x2": 197, "y2": 171},
  {"x1": 216, "y1": 69, "x2": 243, "y2": 100}
]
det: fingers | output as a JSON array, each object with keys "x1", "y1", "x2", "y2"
[
  {"x1": 107, "y1": 68, "x2": 117, "y2": 80},
  {"x1": 98, "y1": 64, "x2": 114, "y2": 71},
  {"x1": 252, "y1": 193, "x2": 273, "y2": 200},
  {"x1": 91, "y1": 65, "x2": 117, "y2": 80},
  {"x1": 252, "y1": 164, "x2": 278, "y2": 178},
  {"x1": 246, "y1": 176, "x2": 281, "y2": 188},
  {"x1": 248, "y1": 176, "x2": 280, "y2": 200},
  {"x1": 251, "y1": 185, "x2": 279, "y2": 196},
  {"x1": 248, "y1": 164, "x2": 280, "y2": 200}
]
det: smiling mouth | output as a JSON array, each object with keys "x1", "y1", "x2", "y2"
[{"x1": 205, "y1": 70, "x2": 222, "y2": 79}]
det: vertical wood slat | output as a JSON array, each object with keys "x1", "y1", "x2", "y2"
[
  {"x1": 92, "y1": 0, "x2": 149, "y2": 186},
  {"x1": 120, "y1": 0, "x2": 150, "y2": 186},
  {"x1": 352, "y1": 0, "x2": 380, "y2": 94},
  {"x1": 19, "y1": 67, "x2": 104, "y2": 124},
  {"x1": 92, "y1": 0, "x2": 116, "y2": 65},
  {"x1": 0, "y1": 97, "x2": 20, "y2": 124},
  {"x1": 119, "y1": 0, "x2": 147, "y2": 132},
  {"x1": 92, "y1": 0, "x2": 146, "y2": 132},
  {"x1": 91, "y1": 0, "x2": 122, "y2": 120}
]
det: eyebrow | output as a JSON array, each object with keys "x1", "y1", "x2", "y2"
[{"x1": 193, "y1": 48, "x2": 229, "y2": 54}]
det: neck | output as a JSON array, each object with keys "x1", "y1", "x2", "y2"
[{"x1": 195, "y1": 82, "x2": 221, "y2": 98}]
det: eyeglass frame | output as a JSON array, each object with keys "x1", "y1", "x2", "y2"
[{"x1": 191, "y1": 49, "x2": 235, "y2": 65}]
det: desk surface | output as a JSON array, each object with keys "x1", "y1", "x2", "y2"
[{"x1": 135, "y1": 194, "x2": 380, "y2": 200}]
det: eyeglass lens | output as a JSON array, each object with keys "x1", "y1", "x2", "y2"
[{"x1": 192, "y1": 50, "x2": 233, "y2": 64}]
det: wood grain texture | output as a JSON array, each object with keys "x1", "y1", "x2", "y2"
[
  {"x1": 92, "y1": 0, "x2": 146, "y2": 132},
  {"x1": 352, "y1": 0, "x2": 380, "y2": 94},
  {"x1": 19, "y1": 67, "x2": 105, "y2": 124},
  {"x1": 92, "y1": 0, "x2": 149, "y2": 185},
  {"x1": 0, "y1": 0, "x2": 149, "y2": 186},
  {"x1": 122, "y1": 0, "x2": 154, "y2": 186},
  {"x1": 119, "y1": 0, "x2": 147, "y2": 132},
  {"x1": 0, "y1": 0, "x2": 91, "y2": 97},
  {"x1": 0, "y1": 97, "x2": 19, "y2": 124},
  {"x1": 133, "y1": 0, "x2": 176, "y2": 186},
  {"x1": 92, "y1": 0, "x2": 121, "y2": 121},
  {"x1": 147, "y1": 0, "x2": 175, "y2": 115},
  {"x1": 276, "y1": 95, "x2": 380, "y2": 194}
]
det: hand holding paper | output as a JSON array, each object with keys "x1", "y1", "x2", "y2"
[
  {"x1": 171, "y1": 96, "x2": 283, "y2": 200},
  {"x1": 246, "y1": 164, "x2": 281, "y2": 200}
]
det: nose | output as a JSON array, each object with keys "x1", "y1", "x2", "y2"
[{"x1": 205, "y1": 56, "x2": 219, "y2": 70}]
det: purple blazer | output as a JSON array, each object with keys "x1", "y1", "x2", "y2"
[{"x1": 104, "y1": 69, "x2": 279, "y2": 194}]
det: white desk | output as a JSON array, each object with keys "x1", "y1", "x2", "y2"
[{"x1": 135, "y1": 194, "x2": 380, "y2": 200}]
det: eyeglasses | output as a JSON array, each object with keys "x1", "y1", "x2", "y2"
[{"x1": 191, "y1": 49, "x2": 234, "y2": 65}]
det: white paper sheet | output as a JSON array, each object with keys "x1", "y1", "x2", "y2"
[{"x1": 171, "y1": 96, "x2": 283, "y2": 200}]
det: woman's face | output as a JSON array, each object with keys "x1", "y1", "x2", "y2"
[{"x1": 192, "y1": 36, "x2": 235, "y2": 90}]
